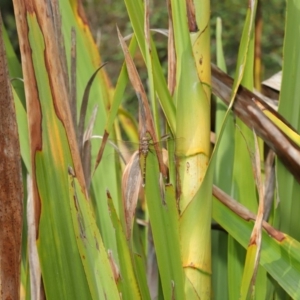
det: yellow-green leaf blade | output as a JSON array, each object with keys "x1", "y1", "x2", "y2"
[
  {"x1": 145, "y1": 150, "x2": 185, "y2": 300},
  {"x1": 68, "y1": 171, "x2": 120, "y2": 299}
]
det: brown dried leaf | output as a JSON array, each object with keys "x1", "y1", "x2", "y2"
[
  {"x1": 0, "y1": 14, "x2": 23, "y2": 300},
  {"x1": 212, "y1": 63, "x2": 300, "y2": 183},
  {"x1": 93, "y1": 130, "x2": 110, "y2": 173},
  {"x1": 212, "y1": 185, "x2": 284, "y2": 242},
  {"x1": 186, "y1": 0, "x2": 197, "y2": 32}
]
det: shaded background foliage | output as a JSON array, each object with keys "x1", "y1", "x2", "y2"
[
  {"x1": 1, "y1": 0, "x2": 285, "y2": 80},
  {"x1": 1, "y1": 0, "x2": 284, "y2": 108},
  {"x1": 82, "y1": 0, "x2": 284, "y2": 82}
]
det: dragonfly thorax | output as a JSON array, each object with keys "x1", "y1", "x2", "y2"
[{"x1": 140, "y1": 136, "x2": 150, "y2": 156}]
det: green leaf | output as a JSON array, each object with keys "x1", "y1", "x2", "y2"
[
  {"x1": 59, "y1": 0, "x2": 121, "y2": 256},
  {"x1": 68, "y1": 171, "x2": 120, "y2": 299},
  {"x1": 213, "y1": 196, "x2": 300, "y2": 299},
  {"x1": 145, "y1": 150, "x2": 185, "y2": 300},
  {"x1": 123, "y1": 0, "x2": 176, "y2": 134},
  {"x1": 276, "y1": 0, "x2": 300, "y2": 243},
  {"x1": 107, "y1": 194, "x2": 145, "y2": 299},
  {"x1": 24, "y1": 12, "x2": 90, "y2": 298},
  {"x1": 13, "y1": 89, "x2": 30, "y2": 173}
]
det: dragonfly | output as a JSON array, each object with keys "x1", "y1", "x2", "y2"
[
  {"x1": 138, "y1": 134, "x2": 168, "y2": 187},
  {"x1": 92, "y1": 134, "x2": 178, "y2": 186}
]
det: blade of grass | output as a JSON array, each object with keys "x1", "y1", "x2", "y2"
[
  {"x1": 123, "y1": 0, "x2": 176, "y2": 134},
  {"x1": 68, "y1": 168, "x2": 120, "y2": 299},
  {"x1": 2, "y1": 22, "x2": 26, "y2": 107},
  {"x1": 59, "y1": 0, "x2": 121, "y2": 257},
  {"x1": 93, "y1": 36, "x2": 137, "y2": 172},
  {"x1": 145, "y1": 150, "x2": 185, "y2": 299},
  {"x1": 276, "y1": 0, "x2": 300, "y2": 242},
  {"x1": 230, "y1": 8, "x2": 258, "y2": 298},
  {"x1": 107, "y1": 192, "x2": 145, "y2": 299},
  {"x1": 239, "y1": 132, "x2": 264, "y2": 299},
  {"x1": 212, "y1": 17, "x2": 232, "y2": 299},
  {"x1": 12, "y1": 1, "x2": 104, "y2": 297},
  {"x1": 13, "y1": 89, "x2": 30, "y2": 173},
  {"x1": 144, "y1": 0, "x2": 161, "y2": 139},
  {"x1": 213, "y1": 192, "x2": 300, "y2": 299}
]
